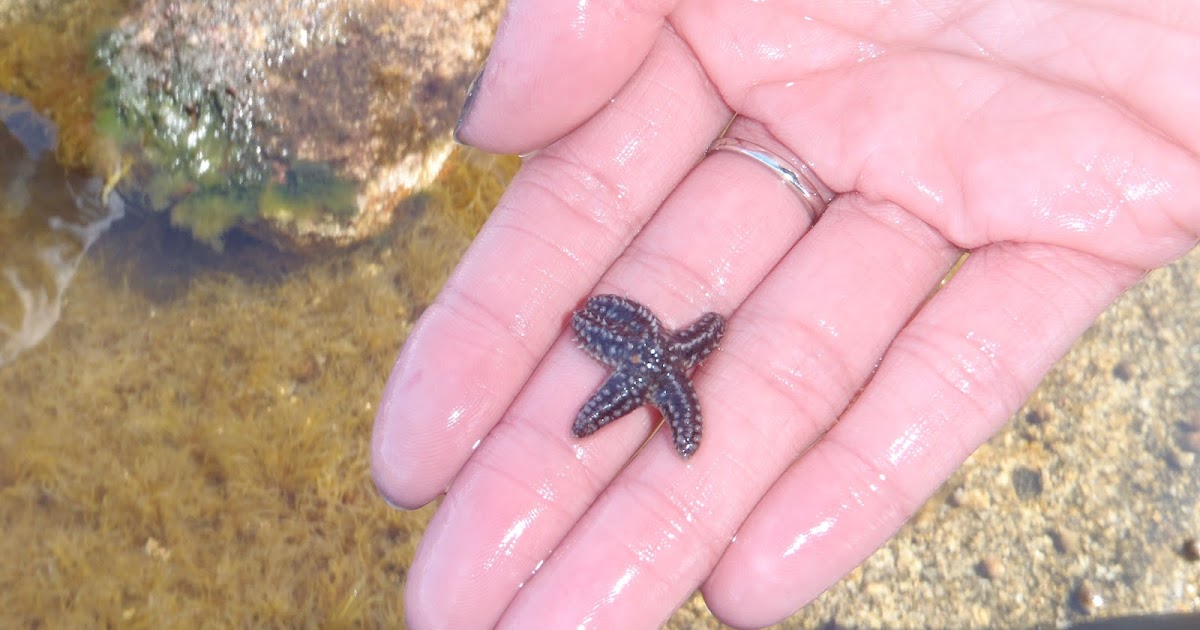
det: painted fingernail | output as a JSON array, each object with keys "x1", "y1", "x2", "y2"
[{"x1": 454, "y1": 60, "x2": 486, "y2": 146}]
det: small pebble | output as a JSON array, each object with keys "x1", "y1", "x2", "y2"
[
  {"x1": 1178, "y1": 430, "x2": 1200, "y2": 455},
  {"x1": 975, "y1": 556, "x2": 1003, "y2": 580},
  {"x1": 1165, "y1": 448, "x2": 1195, "y2": 471},
  {"x1": 1111, "y1": 361, "x2": 1132, "y2": 381},
  {"x1": 1073, "y1": 580, "x2": 1104, "y2": 615},
  {"x1": 948, "y1": 486, "x2": 965, "y2": 508},
  {"x1": 1011, "y1": 466, "x2": 1044, "y2": 501},
  {"x1": 1181, "y1": 538, "x2": 1200, "y2": 562},
  {"x1": 1048, "y1": 529, "x2": 1080, "y2": 555}
]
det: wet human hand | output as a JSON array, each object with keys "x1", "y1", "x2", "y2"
[{"x1": 371, "y1": 1, "x2": 1200, "y2": 627}]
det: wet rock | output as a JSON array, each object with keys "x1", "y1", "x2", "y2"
[{"x1": 95, "y1": 0, "x2": 501, "y2": 250}]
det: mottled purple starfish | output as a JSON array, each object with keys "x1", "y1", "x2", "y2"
[{"x1": 571, "y1": 294, "x2": 726, "y2": 459}]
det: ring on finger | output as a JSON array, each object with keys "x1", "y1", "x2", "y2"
[{"x1": 707, "y1": 136, "x2": 835, "y2": 223}]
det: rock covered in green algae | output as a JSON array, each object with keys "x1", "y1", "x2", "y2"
[{"x1": 94, "y1": 0, "x2": 501, "y2": 250}]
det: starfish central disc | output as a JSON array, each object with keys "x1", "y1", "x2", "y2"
[{"x1": 570, "y1": 294, "x2": 726, "y2": 459}]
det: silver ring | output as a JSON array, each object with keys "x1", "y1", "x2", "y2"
[{"x1": 707, "y1": 137, "x2": 835, "y2": 221}]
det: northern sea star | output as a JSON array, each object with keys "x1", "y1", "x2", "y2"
[{"x1": 571, "y1": 294, "x2": 726, "y2": 459}]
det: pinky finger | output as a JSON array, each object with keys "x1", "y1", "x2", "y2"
[{"x1": 701, "y1": 242, "x2": 1144, "y2": 629}]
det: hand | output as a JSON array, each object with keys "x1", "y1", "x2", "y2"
[{"x1": 371, "y1": 1, "x2": 1200, "y2": 627}]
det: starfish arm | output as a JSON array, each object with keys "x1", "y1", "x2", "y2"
[
  {"x1": 573, "y1": 367, "x2": 652, "y2": 438},
  {"x1": 577, "y1": 294, "x2": 659, "y2": 336},
  {"x1": 671, "y1": 312, "x2": 726, "y2": 370},
  {"x1": 571, "y1": 295, "x2": 661, "y2": 368},
  {"x1": 572, "y1": 311, "x2": 636, "y2": 367},
  {"x1": 650, "y1": 369, "x2": 703, "y2": 458}
]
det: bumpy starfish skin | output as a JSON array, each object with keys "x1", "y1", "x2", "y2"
[{"x1": 571, "y1": 294, "x2": 726, "y2": 458}]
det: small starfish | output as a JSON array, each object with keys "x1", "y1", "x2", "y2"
[{"x1": 571, "y1": 294, "x2": 726, "y2": 459}]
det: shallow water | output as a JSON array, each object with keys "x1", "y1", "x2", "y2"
[
  {"x1": 0, "y1": 95, "x2": 518, "y2": 625},
  {"x1": 2, "y1": 95, "x2": 1199, "y2": 627},
  {"x1": 1, "y1": 95, "x2": 124, "y2": 368}
]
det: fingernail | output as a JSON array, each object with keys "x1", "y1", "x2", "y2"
[{"x1": 454, "y1": 60, "x2": 486, "y2": 146}]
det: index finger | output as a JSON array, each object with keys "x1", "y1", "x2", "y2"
[
  {"x1": 456, "y1": 0, "x2": 681, "y2": 152},
  {"x1": 371, "y1": 28, "x2": 731, "y2": 508}
]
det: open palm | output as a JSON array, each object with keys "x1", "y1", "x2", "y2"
[{"x1": 372, "y1": 1, "x2": 1200, "y2": 627}]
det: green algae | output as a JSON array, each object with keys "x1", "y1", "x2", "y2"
[
  {"x1": 157, "y1": 164, "x2": 357, "y2": 248},
  {"x1": 259, "y1": 163, "x2": 358, "y2": 222}
]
